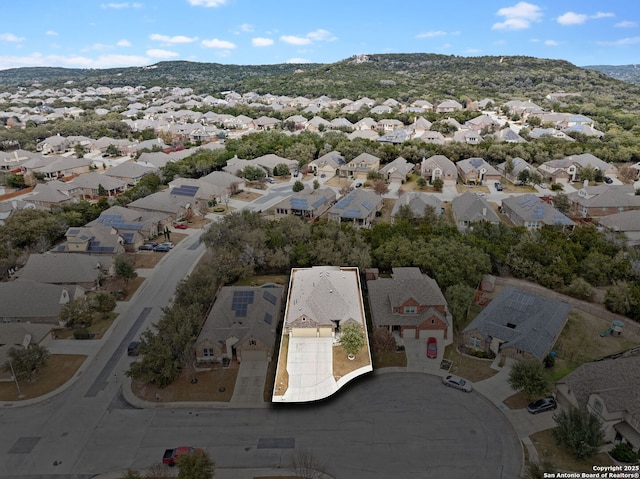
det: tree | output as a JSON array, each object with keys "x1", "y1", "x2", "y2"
[
  {"x1": 97, "y1": 183, "x2": 107, "y2": 197},
  {"x1": 508, "y1": 360, "x2": 549, "y2": 399},
  {"x1": 290, "y1": 448, "x2": 328, "y2": 479},
  {"x1": 604, "y1": 281, "x2": 635, "y2": 315},
  {"x1": 370, "y1": 327, "x2": 397, "y2": 354},
  {"x1": 416, "y1": 176, "x2": 427, "y2": 188},
  {"x1": 6, "y1": 173, "x2": 25, "y2": 188},
  {"x1": 444, "y1": 283, "x2": 475, "y2": 329},
  {"x1": 176, "y1": 450, "x2": 215, "y2": 479},
  {"x1": 4, "y1": 345, "x2": 49, "y2": 382},
  {"x1": 339, "y1": 322, "x2": 367, "y2": 357},
  {"x1": 92, "y1": 292, "x2": 117, "y2": 319},
  {"x1": 522, "y1": 459, "x2": 556, "y2": 479},
  {"x1": 60, "y1": 296, "x2": 94, "y2": 329},
  {"x1": 517, "y1": 169, "x2": 531, "y2": 185},
  {"x1": 580, "y1": 165, "x2": 596, "y2": 183},
  {"x1": 372, "y1": 179, "x2": 389, "y2": 196},
  {"x1": 552, "y1": 407, "x2": 604, "y2": 460},
  {"x1": 313, "y1": 179, "x2": 320, "y2": 190},
  {"x1": 292, "y1": 180, "x2": 305, "y2": 192},
  {"x1": 115, "y1": 254, "x2": 138, "y2": 289},
  {"x1": 105, "y1": 144, "x2": 119, "y2": 157},
  {"x1": 242, "y1": 165, "x2": 266, "y2": 181},
  {"x1": 74, "y1": 143, "x2": 84, "y2": 158},
  {"x1": 273, "y1": 162, "x2": 291, "y2": 176},
  {"x1": 552, "y1": 193, "x2": 570, "y2": 215},
  {"x1": 431, "y1": 177, "x2": 444, "y2": 191}
]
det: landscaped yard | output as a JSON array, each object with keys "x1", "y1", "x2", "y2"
[
  {"x1": 233, "y1": 190, "x2": 264, "y2": 202},
  {"x1": 443, "y1": 344, "x2": 499, "y2": 382},
  {"x1": 332, "y1": 344, "x2": 371, "y2": 378},
  {"x1": 530, "y1": 428, "x2": 614, "y2": 472},
  {"x1": 0, "y1": 354, "x2": 86, "y2": 401}
]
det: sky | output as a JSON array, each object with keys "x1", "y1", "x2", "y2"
[{"x1": 0, "y1": 0, "x2": 638, "y2": 71}]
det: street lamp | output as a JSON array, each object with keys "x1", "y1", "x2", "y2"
[{"x1": 8, "y1": 359, "x2": 24, "y2": 399}]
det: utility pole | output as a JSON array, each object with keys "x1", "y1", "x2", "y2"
[{"x1": 8, "y1": 359, "x2": 24, "y2": 399}]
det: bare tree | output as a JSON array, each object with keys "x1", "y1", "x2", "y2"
[
  {"x1": 290, "y1": 448, "x2": 328, "y2": 479},
  {"x1": 372, "y1": 179, "x2": 389, "y2": 196}
]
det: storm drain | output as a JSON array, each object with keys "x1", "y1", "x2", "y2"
[
  {"x1": 9, "y1": 436, "x2": 40, "y2": 454},
  {"x1": 257, "y1": 437, "x2": 295, "y2": 449}
]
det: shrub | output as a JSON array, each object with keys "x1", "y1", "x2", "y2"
[
  {"x1": 73, "y1": 328, "x2": 92, "y2": 340},
  {"x1": 610, "y1": 443, "x2": 639, "y2": 463},
  {"x1": 543, "y1": 354, "x2": 556, "y2": 369}
]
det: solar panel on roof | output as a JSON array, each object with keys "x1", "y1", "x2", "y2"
[
  {"x1": 290, "y1": 198, "x2": 309, "y2": 210},
  {"x1": 533, "y1": 205, "x2": 545, "y2": 220},
  {"x1": 171, "y1": 185, "x2": 199, "y2": 197},
  {"x1": 264, "y1": 312, "x2": 273, "y2": 325},
  {"x1": 67, "y1": 228, "x2": 80, "y2": 235},
  {"x1": 311, "y1": 197, "x2": 327, "y2": 209},
  {"x1": 263, "y1": 291, "x2": 277, "y2": 305}
]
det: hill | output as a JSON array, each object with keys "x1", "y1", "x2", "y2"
[
  {"x1": 584, "y1": 64, "x2": 640, "y2": 85},
  {"x1": 1, "y1": 53, "x2": 639, "y2": 108}
]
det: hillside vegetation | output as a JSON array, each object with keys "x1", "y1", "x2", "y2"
[{"x1": 1, "y1": 54, "x2": 640, "y2": 109}]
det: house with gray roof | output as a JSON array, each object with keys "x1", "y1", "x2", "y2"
[
  {"x1": 496, "y1": 157, "x2": 533, "y2": 183},
  {"x1": 89, "y1": 205, "x2": 170, "y2": 250},
  {"x1": 538, "y1": 153, "x2": 618, "y2": 184},
  {"x1": 367, "y1": 267, "x2": 452, "y2": 344},
  {"x1": 55, "y1": 224, "x2": 125, "y2": 255},
  {"x1": 379, "y1": 156, "x2": 414, "y2": 182},
  {"x1": 391, "y1": 192, "x2": 442, "y2": 222},
  {"x1": 598, "y1": 210, "x2": 640, "y2": 246},
  {"x1": 199, "y1": 170, "x2": 246, "y2": 193},
  {"x1": 493, "y1": 127, "x2": 526, "y2": 143},
  {"x1": 502, "y1": 194, "x2": 575, "y2": 230},
  {"x1": 0, "y1": 323, "x2": 54, "y2": 372},
  {"x1": 453, "y1": 129, "x2": 483, "y2": 145},
  {"x1": 271, "y1": 187, "x2": 336, "y2": 220},
  {"x1": 0, "y1": 280, "x2": 85, "y2": 324},
  {"x1": 328, "y1": 189, "x2": 382, "y2": 228},
  {"x1": 567, "y1": 184, "x2": 640, "y2": 220},
  {"x1": 417, "y1": 130, "x2": 446, "y2": 145},
  {"x1": 339, "y1": 152, "x2": 381, "y2": 179},
  {"x1": 127, "y1": 189, "x2": 192, "y2": 220},
  {"x1": 456, "y1": 157, "x2": 501, "y2": 185},
  {"x1": 68, "y1": 172, "x2": 127, "y2": 199},
  {"x1": 451, "y1": 192, "x2": 501, "y2": 231},
  {"x1": 136, "y1": 151, "x2": 172, "y2": 169},
  {"x1": 29, "y1": 180, "x2": 81, "y2": 208},
  {"x1": 195, "y1": 285, "x2": 284, "y2": 363},
  {"x1": 24, "y1": 155, "x2": 92, "y2": 182},
  {"x1": 556, "y1": 356, "x2": 640, "y2": 451},
  {"x1": 16, "y1": 253, "x2": 112, "y2": 289},
  {"x1": 463, "y1": 285, "x2": 570, "y2": 362},
  {"x1": 436, "y1": 99, "x2": 463, "y2": 113},
  {"x1": 104, "y1": 161, "x2": 157, "y2": 186},
  {"x1": 308, "y1": 151, "x2": 345, "y2": 177},
  {"x1": 420, "y1": 155, "x2": 457, "y2": 186}
]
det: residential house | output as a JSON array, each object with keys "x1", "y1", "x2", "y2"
[
  {"x1": 89, "y1": 205, "x2": 171, "y2": 251},
  {"x1": 370, "y1": 105, "x2": 392, "y2": 115},
  {"x1": 308, "y1": 152, "x2": 345, "y2": 177},
  {"x1": 502, "y1": 194, "x2": 575, "y2": 229},
  {"x1": 456, "y1": 157, "x2": 502, "y2": 185},
  {"x1": 195, "y1": 285, "x2": 284, "y2": 363},
  {"x1": 271, "y1": 187, "x2": 336, "y2": 220},
  {"x1": 453, "y1": 130, "x2": 483, "y2": 144},
  {"x1": 556, "y1": 357, "x2": 640, "y2": 452},
  {"x1": 305, "y1": 116, "x2": 332, "y2": 132},
  {"x1": 224, "y1": 154, "x2": 297, "y2": 177},
  {"x1": 462, "y1": 286, "x2": 570, "y2": 361},
  {"x1": 352, "y1": 117, "x2": 378, "y2": 131},
  {"x1": 273, "y1": 265, "x2": 372, "y2": 403},
  {"x1": 367, "y1": 267, "x2": 452, "y2": 343},
  {"x1": 29, "y1": 180, "x2": 81, "y2": 208},
  {"x1": 417, "y1": 130, "x2": 446, "y2": 145},
  {"x1": 125, "y1": 189, "x2": 192, "y2": 221},
  {"x1": 451, "y1": 192, "x2": 501, "y2": 231},
  {"x1": 16, "y1": 253, "x2": 112, "y2": 289},
  {"x1": 435, "y1": 99, "x2": 463, "y2": 113},
  {"x1": 0, "y1": 149, "x2": 37, "y2": 173},
  {"x1": 0, "y1": 323, "x2": 54, "y2": 372},
  {"x1": 54, "y1": 224, "x2": 125, "y2": 255},
  {"x1": 0, "y1": 200, "x2": 36, "y2": 226},
  {"x1": 199, "y1": 170, "x2": 246, "y2": 195},
  {"x1": 538, "y1": 153, "x2": 618, "y2": 184},
  {"x1": 420, "y1": 155, "x2": 457, "y2": 186},
  {"x1": 391, "y1": 192, "x2": 442, "y2": 223},
  {"x1": 0, "y1": 280, "x2": 85, "y2": 324},
  {"x1": 379, "y1": 156, "x2": 414, "y2": 183},
  {"x1": 22, "y1": 156, "x2": 92, "y2": 182},
  {"x1": 567, "y1": 184, "x2": 640, "y2": 219},
  {"x1": 465, "y1": 114, "x2": 500, "y2": 132},
  {"x1": 68, "y1": 172, "x2": 127, "y2": 199},
  {"x1": 136, "y1": 151, "x2": 173, "y2": 169},
  {"x1": 496, "y1": 157, "x2": 533, "y2": 183},
  {"x1": 104, "y1": 161, "x2": 158, "y2": 186},
  {"x1": 252, "y1": 116, "x2": 281, "y2": 130},
  {"x1": 339, "y1": 152, "x2": 381, "y2": 179},
  {"x1": 377, "y1": 129, "x2": 412, "y2": 145},
  {"x1": 377, "y1": 118, "x2": 404, "y2": 132},
  {"x1": 328, "y1": 189, "x2": 383, "y2": 228},
  {"x1": 528, "y1": 128, "x2": 575, "y2": 142},
  {"x1": 347, "y1": 129, "x2": 380, "y2": 141},
  {"x1": 493, "y1": 127, "x2": 526, "y2": 143},
  {"x1": 598, "y1": 210, "x2": 640, "y2": 246}
]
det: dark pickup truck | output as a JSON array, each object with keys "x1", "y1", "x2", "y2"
[{"x1": 163, "y1": 446, "x2": 203, "y2": 466}]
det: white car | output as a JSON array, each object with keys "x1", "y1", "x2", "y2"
[{"x1": 442, "y1": 374, "x2": 473, "y2": 392}]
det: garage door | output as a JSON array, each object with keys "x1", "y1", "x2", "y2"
[
  {"x1": 292, "y1": 328, "x2": 317, "y2": 338},
  {"x1": 419, "y1": 329, "x2": 445, "y2": 341},
  {"x1": 241, "y1": 350, "x2": 267, "y2": 361}
]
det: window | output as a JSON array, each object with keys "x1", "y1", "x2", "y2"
[
  {"x1": 404, "y1": 306, "x2": 417, "y2": 314},
  {"x1": 249, "y1": 339, "x2": 257, "y2": 346},
  {"x1": 469, "y1": 337, "x2": 482, "y2": 349},
  {"x1": 203, "y1": 348, "x2": 214, "y2": 357},
  {"x1": 594, "y1": 400, "x2": 603, "y2": 413}
]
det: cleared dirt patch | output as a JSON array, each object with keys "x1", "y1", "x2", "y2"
[
  {"x1": 233, "y1": 190, "x2": 264, "y2": 202},
  {"x1": 131, "y1": 366, "x2": 238, "y2": 403},
  {"x1": 0, "y1": 354, "x2": 86, "y2": 401},
  {"x1": 372, "y1": 350, "x2": 407, "y2": 368},
  {"x1": 443, "y1": 344, "x2": 499, "y2": 382},
  {"x1": 332, "y1": 344, "x2": 371, "y2": 378},
  {"x1": 273, "y1": 334, "x2": 289, "y2": 397},
  {"x1": 530, "y1": 428, "x2": 614, "y2": 472},
  {"x1": 503, "y1": 391, "x2": 531, "y2": 409}
]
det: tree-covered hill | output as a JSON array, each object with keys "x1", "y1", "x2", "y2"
[
  {"x1": 1, "y1": 53, "x2": 640, "y2": 108},
  {"x1": 585, "y1": 64, "x2": 640, "y2": 86}
]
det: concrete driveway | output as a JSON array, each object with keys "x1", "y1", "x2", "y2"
[
  {"x1": 403, "y1": 337, "x2": 448, "y2": 376},
  {"x1": 230, "y1": 359, "x2": 269, "y2": 407}
]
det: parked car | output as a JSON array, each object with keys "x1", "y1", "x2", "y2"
[
  {"x1": 160, "y1": 242, "x2": 174, "y2": 249},
  {"x1": 153, "y1": 244, "x2": 171, "y2": 252},
  {"x1": 426, "y1": 337, "x2": 438, "y2": 359},
  {"x1": 539, "y1": 182, "x2": 548, "y2": 189},
  {"x1": 127, "y1": 341, "x2": 140, "y2": 356},
  {"x1": 527, "y1": 397, "x2": 557, "y2": 414},
  {"x1": 162, "y1": 446, "x2": 204, "y2": 467},
  {"x1": 354, "y1": 181, "x2": 363, "y2": 188},
  {"x1": 442, "y1": 374, "x2": 473, "y2": 392},
  {"x1": 320, "y1": 173, "x2": 326, "y2": 178},
  {"x1": 494, "y1": 182, "x2": 503, "y2": 191},
  {"x1": 174, "y1": 223, "x2": 188, "y2": 229},
  {"x1": 138, "y1": 243, "x2": 155, "y2": 251},
  {"x1": 293, "y1": 170, "x2": 299, "y2": 177},
  {"x1": 604, "y1": 176, "x2": 613, "y2": 184},
  {"x1": 265, "y1": 177, "x2": 275, "y2": 184},
  {"x1": 475, "y1": 191, "x2": 486, "y2": 197}
]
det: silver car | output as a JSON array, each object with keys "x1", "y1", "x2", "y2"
[{"x1": 442, "y1": 374, "x2": 473, "y2": 392}]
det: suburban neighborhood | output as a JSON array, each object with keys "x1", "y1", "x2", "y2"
[{"x1": 1, "y1": 81, "x2": 640, "y2": 479}]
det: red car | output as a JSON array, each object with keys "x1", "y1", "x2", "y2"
[
  {"x1": 174, "y1": 223, "x2": 188, "y2": 229},
  {"x1": 163, "y1": 446, "x2": 204, "y2": 466},
  {"x1": 426, "y1": 337, "x2": 438, "y2": 359}
]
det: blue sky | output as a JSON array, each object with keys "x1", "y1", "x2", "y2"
[{"x1": 0, "y1": 0, "x2": 638, "y2": 70}]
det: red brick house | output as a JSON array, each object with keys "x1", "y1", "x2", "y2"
[{"x1": 367, "y1": 267, "x2": 452, "y2": 344}]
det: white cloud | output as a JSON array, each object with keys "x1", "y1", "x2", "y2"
[
  {"x1": 286, "y1": 58, "x2": 311, "y2": 64},
  {"x1": 544, "y1": 40, "x2": 559, "y2": 46},
  {"x1": 201, "y1": 38, "x2": 236, "y2": 49},
  {"x1": 492, "y1": 2, "x2": 542, "y2": 30},
  {"x1": 465, "y1": 48, "x2": 483, "y2": 54},
  {"x1": 0, "y1": 52, "x2": 150, "y2": 70},
  {"x1": 117, "y1": 39, "x2": 131, "y2": 47},
  {"x1": 280, "y1": 35, "x2": 312, "y2": 46},
  {"x1": 416, "y1": 31, "x2": 447, "y2": 39},
  {"x1": 150, "y1": 34, "x2": 197, "y2": 44},
  {"x1": 187, "y1": 0, "x2": 227, "y2": 6},
  {"x1": 306, "y1": 29, "x2": 337, "y2": 42},
  {"x1": 557, "y1": 12, "x2": 587, "y2": 25},
  {"x1": 101, "y1": 2, "x2": 142, "y2": 8},
  {"x1": 240, "y1": 23, "x2": 254, "y2": 32},
  {"x1": 252, "y1": 37, "x2": 274, "y2": 47},
  {"x1": 46, "y1": 30, "x2": 58, "y2": 37},
  {"x1": 615, "y1": 21, "x2": 637, "y2": 28},
  {"x1": 146, "y1": 49, "x2": 179, "y2": 58},
  {"x1": 597, "y1": 37, "x2": 640, "y2": 46},
  {"x1": 0, "y1": 33, "x2": 25, "y2": 42},
  {"x1": 592, "y1": 12, "x2": 614, "y2": 19}
]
